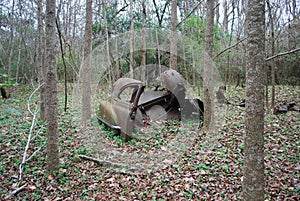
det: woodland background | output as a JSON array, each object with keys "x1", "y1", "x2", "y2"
[
  {"x1": 0, "y1": 0, "x2": 299, "y2": 200},
  {"x1": 0, "y1": 0, "x2": 299, "y2": 87}
]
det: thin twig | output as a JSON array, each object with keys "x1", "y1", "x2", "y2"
[
  {"x1": 4, "y1": 183, "x2": 27, "y2": 199},
  {"x1": 26, "y1": 146, "x2": 42, "y2": 162},
  {"x1": 213, "y1": 37, "x2": 247, "y2": 59},
  {"x1": 114, "y1": 1, "x2": 129, "y2": 17},
  {"x1": 56, "y1": 17, "x2": 68, "y2": 112},
  {"x1": 176, "y1": 1, "x2": 203, "y2": 28},
  {"x1": 78, "y1": 154, "x2": 146, "y2": 175},
  {"x1": 30, "y1": 124, "x2": 45, "y2": 142},
  {"x1": 27, "y1": 83, "x2": 44, "y2": 116},
  {"x1": 265, "y1": 47, "x2": 300, "y2": 61}
]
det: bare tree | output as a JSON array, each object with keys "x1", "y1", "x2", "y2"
[
  {"x1": 215, "y1": 0, "x2": 220, "y2": 26},
  {"x1": 37, "y1": 0, "x2": 46, "y2": 120},
  {"x1": 222, "y1": 0, "x2": 228, "y2": 34},
  {"x1": 203, "y1": 0, "x2": 214, "y2": 132},
  {"x1": 152, "y1": 0, "x2": 170, "y2": 28},
  {"x1": 227, "y1": 0, "x2": 235, "y2": 88},
  {"x1": 7, "y1": 0, "x2": 15, "y2": 77},
  {"x1": 82, "y1": 0, "x2": 92, "y2": 122},
  {"x1": 129, "y1": 0, "x2": 134, "y2": 78},
  {"x1": 114, "y1": 0, "x2": 120, "y2": 81},
  {"x1": 243, "y1": 0, "x2": 266, "y2": 199},
  {"x1": 170, "y1": 0, "x2": 178, "y2": 70},
  {"x1": 267, "y1": 0, "x2": 276, "y2": 109},
  {"x1": 45, "y1": 0, "x2": 59, "y2": 174},
  {"x1": 141, "y1": 0, "x2": 146, "y2": 82}
]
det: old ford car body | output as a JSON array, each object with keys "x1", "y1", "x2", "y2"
[{"x1": 96, "y1": 69, "x2": 204, "y2": 140}]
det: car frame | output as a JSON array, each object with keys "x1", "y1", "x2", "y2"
[{"x1": 96, "y1": 69, "x2": 204, "y2": 140}]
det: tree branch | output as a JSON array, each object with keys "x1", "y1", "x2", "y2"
[
  {"x1": 214, "y1": 37, "x2": 247, "y2": 59},
  {"x1": 55, "y1": 17, "x2": 68, "y2": 112},
  {"x1": 27, "y1": 83, "x2": 44, "y2": 116},
  {"x1": 19, "y1": 83, "x2": 44, "y2": 181},
  {"x1": 114, "y1": 1, "x2": 129, "y2": 17},
  {"x1": 153, "y1": 0, "x2": 170, "y2": 27},
  {"x1": 177, "y1": 1, "x2": 203, "y2": 28},
  {"x1": 4, "y1": 183, "x2": 27, "y2": 199},
  {"x1": 20, "y1": 103, "x2": 38, "y2": 181},
  {"x1": 265, "y1": 47, "x2": 300, "y2": 61},
  {"x1": 78, "y1": 154, "x2": 146, "y2": 174}
]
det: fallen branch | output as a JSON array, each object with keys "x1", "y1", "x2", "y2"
[
  {"x1": 78, "y1": 154, "x2": 146, "y2": 174},
  {"x1": 26, "y1": 146, "x2": 42, "y2": 162},
  {"x1": 19, "y1": 101, "x2": 38, "y2": 181},
  {"x1": 27, "y1": 83, "x2": 44, "y2": 116},
  {"x1": 19, "y1": 83, "x2": 44, "y2": 181},
  {"x1": 4, "y1": 183, "x2": 27, "y2": 200},
  {"x1": 265, "y1": 47, "x2": 300, "y2": 61}
]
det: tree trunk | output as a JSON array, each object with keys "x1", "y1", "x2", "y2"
[
  {"x1": 8, "y1": 0, "x2": 15, "y2": 78},
  {"x1": 114, "y1": 0, "x2": 120, "y2": 81},
  {"x1": 37, "y1": 0, "x2": 46, "y2": 120},
  {"x1": 222, "y1": 0, "x2": 228, "y2": 34},
  {"x1": 45, "y1": 0, "x2": 59, "y2": 174},
  {"x1": 129, "y1": 0, "x2": 135, "y2": 78},
  {"x1": 215, "y1": 0, "x2": 220, "y2": 26},
  {"x1": 141, "y1": 0, "x2": 146, "y2": 82},
  {"x1": 267, "y1": 0, "x2": 276, "y2": 109},
  {"x1": 292, "y1": 0, "x2": 296, "y2": 19},
  {"x1": 114, "y1": 37, "x2": 120, "y2": 80},
  {"x1": 82, "y1": 0, "x2": 92, "y2": 123},
  {"x1": 170, "y1": 0, "x2": 178, "y2": 71},
  {"x1": 243, "y1": 0, "x2": 265, "y2": 200},
  {"x1": 203, "y1": 0, "x2": 214, "y2": 132},
  {"x1": 223, "y1": 0, "x2": 228, "y2": 86},
  {"x1": 227, "y1": 0, "x2": 235, "y2": 89},
  {"x1": 103, "y1": 0, "x2": 112, "y2": 88}
]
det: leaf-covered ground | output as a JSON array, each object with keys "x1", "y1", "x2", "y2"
[{"x1": 0, "y1": 85, "x2": 299, "y2": 200}]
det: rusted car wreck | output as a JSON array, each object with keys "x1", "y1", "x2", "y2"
[{"x1": 96, "y1": 69, "x2": 204, "y2": 140}]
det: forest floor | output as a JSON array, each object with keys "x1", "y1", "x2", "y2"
[{"x1": 0, "y1": 85, "x2": 299, "y2": 201}]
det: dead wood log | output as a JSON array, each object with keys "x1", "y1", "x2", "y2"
[{"x1": 78, "y1": 154, "x2": 146, "y2": 175}]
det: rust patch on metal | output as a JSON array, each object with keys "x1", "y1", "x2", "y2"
[{"x1": 96, "y1": 70, "x2": 204, "y2": 140}]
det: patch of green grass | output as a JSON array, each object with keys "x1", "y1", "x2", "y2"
[
  {"x1": 194, "y1": 163, "x2": 209, "y2": 170},
  {"x1": 75, "y1": 147, "x2": 92, "y2": 156}
]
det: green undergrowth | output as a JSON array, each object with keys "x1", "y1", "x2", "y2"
[{"x1": 0, "y1": 85, "x2": 299, "y2": 200}]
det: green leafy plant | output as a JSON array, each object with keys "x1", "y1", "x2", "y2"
[{"x1": 0, "y1": 73, "x2": 15, "y2": 87}]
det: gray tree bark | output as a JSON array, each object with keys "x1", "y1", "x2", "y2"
[
  {"x1": 243, "y1": 0, "x2": 266, "y2": 200},
  {"x1": 129, "y1": 0, "x2": 134, "y2": 78},
  {"x1": 141, "y1": 0, "x2": 146, "y2": 82},
  {"x1": 215, "y1": 0, "x2": 220, "y2": 26},
  {"x1": 37, "y1": 0, "x2": 46, "y2": 120},
  {"x1": 222, "y1": 0, "x2": 228, "y2": 34},
  {"x1": 170, "y1": 0, "x2": 178, "y2": 71},
  {"x1": 114, "y1": 0, "x2": 120, "y2": 81},
  {"x1": 8, "y1": 0, "x2": 15, "y2": 77},
  {"x1": 203, "y1": 0, "x2": 214, "y2": 132},
  {"x1": 82, "y1": 0, "x2": 92, "y2": 122},
  {"x1": 45, "y1": 0, "x2": 59, "y2": 174},
  {"x1": 267, "y1": 0, "x2": 276, "y2": 109}
]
